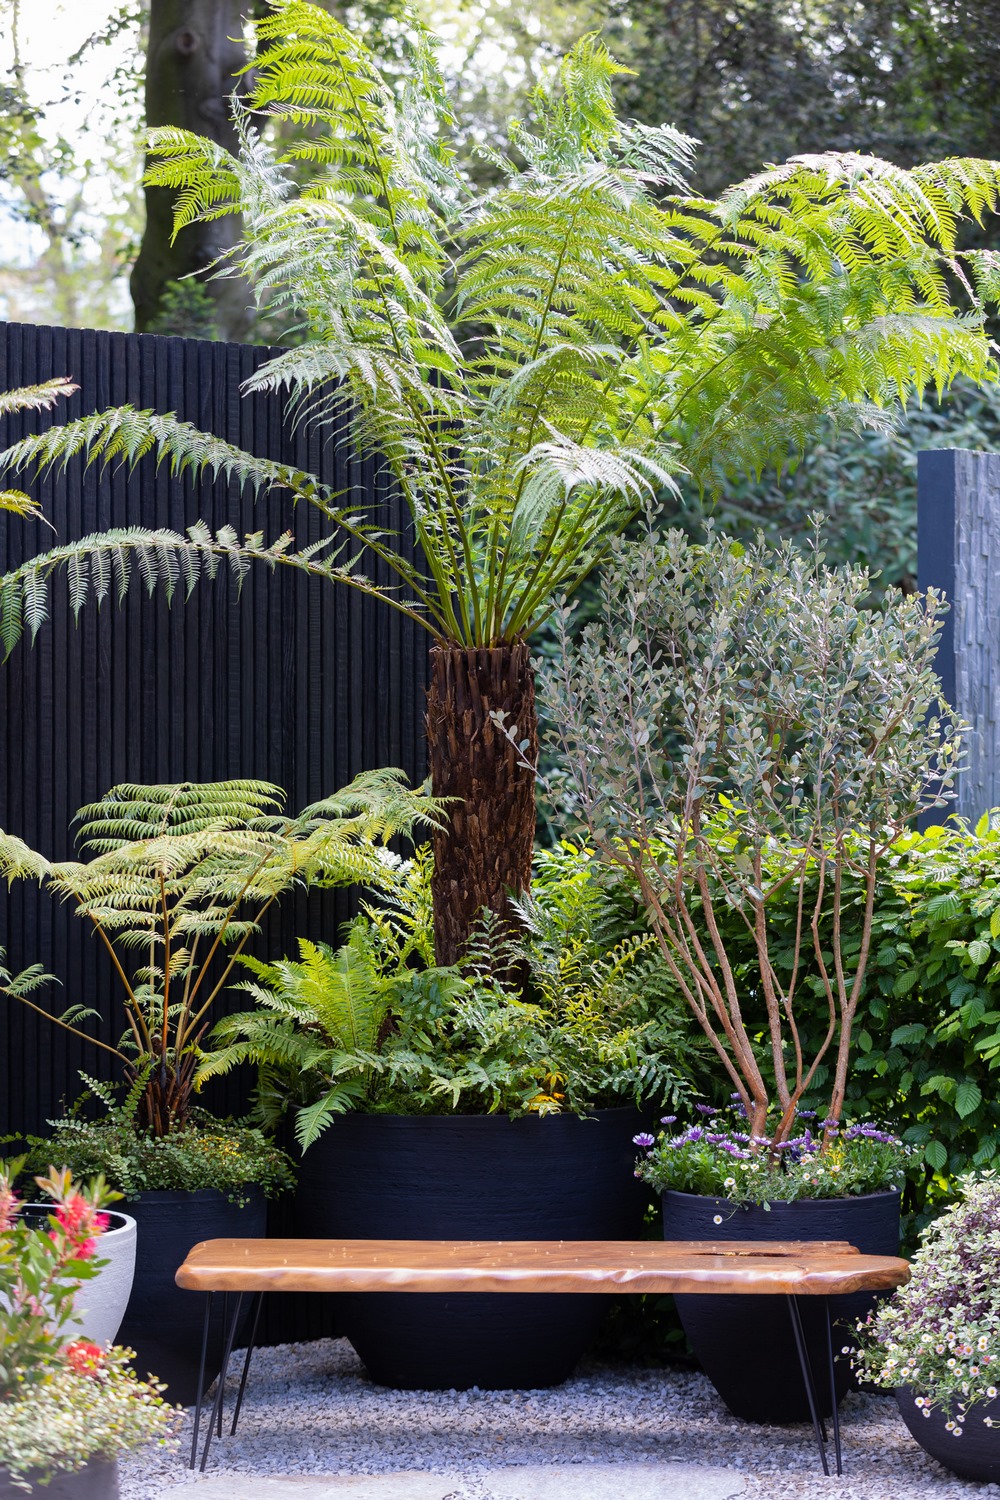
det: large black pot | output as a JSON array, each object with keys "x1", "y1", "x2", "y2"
[
  {"x1": 116, "y1": 1186, "x2": 266, "y2": 1404},
  {"x1": 295, "y1": 1109, "x2": 647, "y2": 1390},
  {"x1": 0, "y1": 1460, "x2": 118, "y2": 1499},
  {"x1": 661, "y1": 1189, "x2": 900, "y2": 1424},
  {"x1": 897, "y1": 1387, "x2": 1000, "y2": 1481}
]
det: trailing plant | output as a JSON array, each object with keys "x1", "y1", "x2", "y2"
[
  {"x1": 634, "y1": 1107, "x2": 909, "y2": 1208},
  {"x1": 4, "y1": 4, "x2": 1000, "y2": 965},
  {"x1": 541, "y1": 524, "x2": 963, "y2": 1151},
  {"x1": 853, "y1": 1174, "x2": 1000, "y2": 1423},
  {"x1": 0, "y1": 770, "x2": 438, "y2": 1135},
  {"x1": 7, "y1": 1079, "x2": 295, "y2": 1204},
  {"x1": 0, "y1": 1160, "x2": 178, "y2": 1489},
  {"x1": 202, "y1": 843, "x2": 696, "y2": 1145}
]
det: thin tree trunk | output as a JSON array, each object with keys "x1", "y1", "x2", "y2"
[
  {"x1": 131, "y1": 0, "x2": 254, "y2": 340},
  {"x1": 425, "y1": 640, "x2": 538, "y2": 968}
]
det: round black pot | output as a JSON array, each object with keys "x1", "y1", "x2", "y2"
[
  {"x1": 295, "y1": 1108, "x2": 647, "y2": 1390},
  {"x1": 0, "y1": 1460, "x2": 119, "y2": 1499},
  {"x1": 116, "y1": 1186, "x2": 266, "y2": 1405},
  {"x1": 661, "y1": 1189, "x2": 900, "y2": 1424},
  {"x1": 896, "y1": 1387, "x2": 1000, "y2": 1481}
]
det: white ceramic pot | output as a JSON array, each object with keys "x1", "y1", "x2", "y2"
[{"x1": 19, "y1": 1205, "x2": 137, "y2": 1349}]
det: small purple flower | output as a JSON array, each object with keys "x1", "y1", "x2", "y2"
[
  {"x1": 695, "y1": 1104, "x2": 718, "y2": 1115},
  {"x1": 797, "y1": 1109, "x2": 817, "y2": 1119},
  {"x1": 633, "y1": 1132, "x2": 655, "y2": 1149},
  {"x1": 661, "y1": 1115, "x2": 677, "y2": 1125}
]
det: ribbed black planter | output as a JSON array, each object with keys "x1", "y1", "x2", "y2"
[
  {"x1": 0, "y1": 1460, "x2": 118, "y2": 1499},
  {"x1": 296, "y1": 1109, "x2": 647, "y2": 1390},
  {"x1": 897, "y1": 1388, "x2": 1000, "y2": 1481},
  {"x1": 661, "y1": 1189, "x2": 900, "y2": 1424},
  {"x1": 116, "y1": 1186, "x2": 266, "y2": 1404}
]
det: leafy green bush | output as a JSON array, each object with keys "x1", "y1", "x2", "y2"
[
  {"x1": 202, "y1": 845, "x2": 700, "y2": 1146},
  {"x1": 605, "y1": 816, "x2": 1000, "y2": 1239},
  {"x1": 8, "y1": 1080, "x2": 296, "y2": 1204}
]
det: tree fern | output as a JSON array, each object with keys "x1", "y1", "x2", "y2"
[
  {"x1": 0, "y1": 770, "x2": 439, "y2": 1135},
  {"x1": 3, "y1": 7, "x2": 1000, "y2": 652}
]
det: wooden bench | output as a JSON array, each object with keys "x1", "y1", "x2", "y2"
[{"x1": 176, "y1": 1237, "x2": 910, "y2": 1478}]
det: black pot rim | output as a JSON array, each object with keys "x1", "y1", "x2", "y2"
[
  {"x1": 121, "y1": 1183, "x2": 264, "y2": 1205},
  {"x1": 320, "y1": 1105, "x2": 641, "y2": 1126},
  {"x1": 661, "y1": 1187, "x2": 902, "y2": 1208}
]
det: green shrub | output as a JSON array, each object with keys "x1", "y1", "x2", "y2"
[
  {"x1": 607, "y1": 816, "x2": 1000, "y2": 1241},
  {"x1": 201, "y1": 844, "x2": 700, "y2": 1146}
]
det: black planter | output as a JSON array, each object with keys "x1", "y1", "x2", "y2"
[
  {"x1": 295, "y1": 1109, "x2": 647, "y2": 1390},
  {"x1": 116, "y1": 1186, "x2": 266, "y2": 1404},
  {"x1": 0, "y1": 1460, "x2": 118, "y2": 1499},
  {"x1": 897, "y1": 1387, "x2": 1000, "y2": 1481},
  {"x1": 661, "y1": 1189, "x2": 900, "y2": 1424}
]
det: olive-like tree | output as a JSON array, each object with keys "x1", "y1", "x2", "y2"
[
  {"x1": 540, "y1": 526, "x2": 964, "y2": 1142},
  {"x1": 2, "y1": 1, "x2": 1000, "y2": 964}
]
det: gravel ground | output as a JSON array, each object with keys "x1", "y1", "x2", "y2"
[{"x1": 121, "y1": 1337, "x2": 1000, "y2": 1500}]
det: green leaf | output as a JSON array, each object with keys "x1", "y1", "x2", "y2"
[
  {"x1": 924, "y1": 892, "x2": 962, "y2": 921},
  {"x1": 890, "y1": 1022, "x2": 927, "y2": 1046},
  {"x1": 968, "y1": 939, "x2": 991, "y2": 966},
  {"x1": 925, "y1": 1139, "x2": 948, "y2": 1171},
  {"x1": 955, "y1": 1080, "x2": 983, "y2": 1118}
]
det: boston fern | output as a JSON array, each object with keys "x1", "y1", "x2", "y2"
[
  {"x1": 203, "y1": 844, "x2": 695, "y2": 1147},
  {"x1": 3, "y1": 2, "x2": 1000, "y2": 965},
  {"x1": 0, "y1": 771, "x2": 437, "y2": 1134}
]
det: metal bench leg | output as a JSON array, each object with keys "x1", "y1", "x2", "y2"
[
  {"x1": 230, "y1": 1291, "x2": 263, "y2": 1437},
  {"x1": 200, "y1": 1291, "x2": 244, "y2": 1473},
  {"x1": 787, "y1": 1295, "x2": 830, "y2": 1476},
  {"x1": 824, "y1": 1299, "x2": 843, "y2": 1476},
  {"x1": 189, "y1": 1292, "x2": 213, "y2": 1469},
  {"x1": 217, "y1": 1293, "x2": 229, "y2": 1437}
]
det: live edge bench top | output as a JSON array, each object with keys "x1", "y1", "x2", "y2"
[{"x1": 175, "y1": 1237, "x2": 909, "y2": 1297}]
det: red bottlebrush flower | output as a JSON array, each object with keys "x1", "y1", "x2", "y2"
[{"x1": 65, "y1": 1340, "x2": 105, "y2": 1375}]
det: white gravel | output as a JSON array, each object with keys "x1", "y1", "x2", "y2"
[{"x1": 120, "y1": 1337, "x2": 1000, "y2": 1500}]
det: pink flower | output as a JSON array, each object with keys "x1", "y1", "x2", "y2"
[{"x1": 0, "y1": 1185, "x2": 19, "y2": 1233}]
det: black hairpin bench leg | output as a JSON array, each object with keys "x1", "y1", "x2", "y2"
[
  {"x1": 230, "y1": 1291, "x2": 264, "y2": 1437},
  {"x1": 787, "y1": 1295, "x2": 830, "y2": 1476},
  {"x1": 824, "y1": 1299, "x2": 843, "y2": 1476},
  {"x1": 200, "y1": 1291, "x2": 244, "y2": 1472},
  {"x1": 189, "y1": 1292, "x2": 214, "y2": 1470}
]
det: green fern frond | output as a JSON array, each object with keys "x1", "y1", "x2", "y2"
[
  {"x1": 0, "y1": 379, "x2": 78, "y2": 417},
  {"x1": 3, "y1": 9, "x2": 1000, "y2": 653}
]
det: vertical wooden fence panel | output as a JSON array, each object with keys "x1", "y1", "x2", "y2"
[
  {"x1": 918, "y1": 447, "x2": 1000, "y2": 824},
  {"x1": 0, "y1": 321, "x2": 428, "y2": 1138}
]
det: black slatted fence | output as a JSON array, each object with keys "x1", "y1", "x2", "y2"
[{"x1": 0, "y1": 320, "x2": 428, "y2": 1138}]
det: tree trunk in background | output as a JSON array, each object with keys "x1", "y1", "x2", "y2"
[
  {"x1": 425, "y1": 641, "x2": 538, "y2": 968},
  {"x1": 131, "y1": 0, "x2": 254, "y2": 340}
]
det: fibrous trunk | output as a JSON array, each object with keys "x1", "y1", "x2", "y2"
[
  {"x1": 425, "y1": 640, "x2": 538, "y2": 969},
  {"x1": 133, "y1": 1049, "x2": 196, "y2": 1136}
]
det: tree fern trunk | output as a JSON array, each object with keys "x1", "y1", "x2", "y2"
[{"x1": 425, "y1": 641, "x2": 537, "y2": 968}]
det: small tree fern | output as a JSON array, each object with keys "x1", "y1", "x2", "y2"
[
  {"x1": 3, "y1": 2, "x2": 1000, "y2": 959},
  {"x1": 0, "y1": 769, "x2": 438, "y2": 1134}
]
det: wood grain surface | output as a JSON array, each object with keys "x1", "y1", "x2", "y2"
[{"x1": 175, "y1": 1237, "x2": 910, "y2": 1296}]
